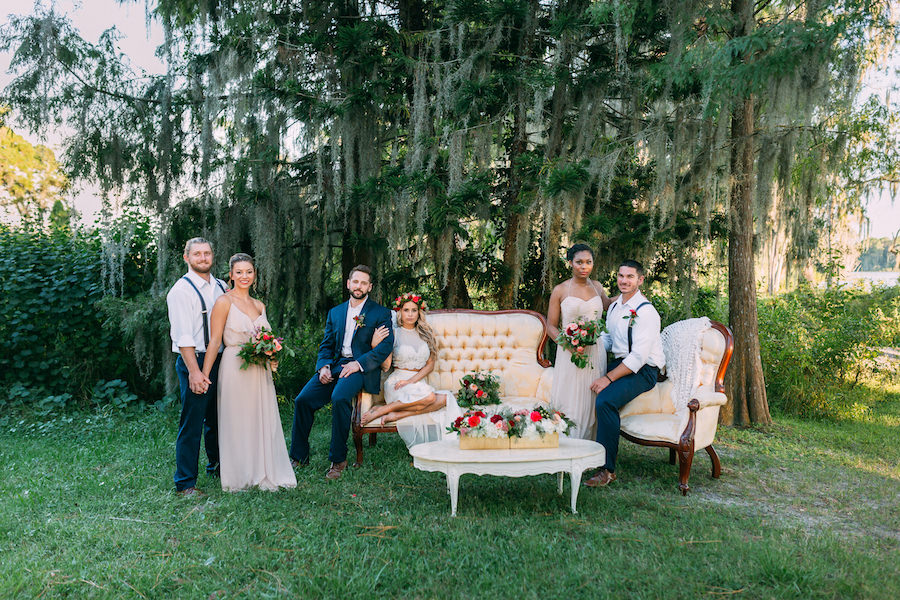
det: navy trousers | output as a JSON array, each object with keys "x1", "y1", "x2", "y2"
[
  {"x1": 290, "y1": 358, "x2": 365, "y2": 464},
  {"x1": 595, "y1": 358, "x2": 660, "y2": 472},
  {"x1": 174, "y1": 353, "x2": 221, "y2": 491}
]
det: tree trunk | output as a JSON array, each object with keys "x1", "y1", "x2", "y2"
[{"x1": 723, "y1": 0, "x2": 772, "y2": 426}]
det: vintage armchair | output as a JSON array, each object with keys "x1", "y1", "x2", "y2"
[
  {"x1": 351, "y1": 309, "x2": 554, "y2": 466},
  {"x1": 618, "y1": 320, "x2": 734, "y2": 495}
]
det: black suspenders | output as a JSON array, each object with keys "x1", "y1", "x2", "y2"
[
  {"x1": 181, "y1": 276, "x2": 227, "y2": 349},
  {"x1": 610, "y1": 300, "x2": 653, "y2": 353}
]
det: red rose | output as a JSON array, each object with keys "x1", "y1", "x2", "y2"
[
  {"x1": 490, "y1": 414, "x2": 503, "y2": 423},
  {"x1": 474, "y1": 411, "x2": 486, "y2": 418},
  {"x1": 529, "y1": 411, "x2": 541, "y2": 422},
  {"x1": 467, "y1": 415, "x2": 481, "y2": 427},
  {"x1": 413, "y1": 295, "x2": 420, "y2": 302},
  {"x1": 476, "y1": 390, "x2": 485, "y2": 398}
]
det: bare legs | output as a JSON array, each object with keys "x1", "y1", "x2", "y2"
[{"x1": 360, "y1": 393, "x2": 447, "y2": 425}]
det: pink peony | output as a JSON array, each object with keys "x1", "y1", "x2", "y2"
[
  {"x1": 576, "y1": 346, "x2": 584, "y2": 354},
  {"x1": 274, "y1": 340, "x2": 282, "y2": 351}
]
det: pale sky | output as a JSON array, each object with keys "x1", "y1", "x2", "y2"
[{"x1": 1, "y1": 0, "x2": 898, "y2": 238}]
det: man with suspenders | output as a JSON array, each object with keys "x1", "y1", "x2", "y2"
[
  {"x1": 166, "y1": 237, "x2": 228, "y2": 496},
  {"x1": 585, "y1": 259, "x2": 665, "y2": 487}
]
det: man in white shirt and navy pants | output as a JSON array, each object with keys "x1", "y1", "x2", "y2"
[
  {"x1": 586, "y1": 259, "x2": 665, "y2": 488},
  {"x1": 166, "y1": 237, "x2": 227, "y2": 496}
]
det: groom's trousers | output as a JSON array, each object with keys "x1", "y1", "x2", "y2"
[
  {"x1": 174, "y1": 353, "x2": 221, "y2": 491},
  {"x1": 290, "y1": 358, "x2": 365, "y2": 464},
  {"x1": 594, "y1": 358, "x2": 659, "y2": 473}
]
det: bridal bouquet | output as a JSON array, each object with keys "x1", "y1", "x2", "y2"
[
  {"x1": 457, "y1": 371, "x2": 501, "y2": 408},
  {"x1": 237, "y1": 326, "x2": 294, "y2": 371},
  {"x1": 556, "y1": 315, "x2": 606, "y2": 369}
]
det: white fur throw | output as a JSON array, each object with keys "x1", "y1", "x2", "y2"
[{"x1": 660, "y1": 317, "x2": 711, "y2": 411}]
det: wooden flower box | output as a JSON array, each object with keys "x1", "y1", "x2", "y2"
[
  {"x1": 509, "y1": 433, "x2": 559, "y2": 449},
  {"x1": 459, "y1": 434, "x2": 510, "y2": 450}
]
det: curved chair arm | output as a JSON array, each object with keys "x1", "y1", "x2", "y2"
[{"x1": 692, "y1": 390, "x2": 727, "y2": 410}]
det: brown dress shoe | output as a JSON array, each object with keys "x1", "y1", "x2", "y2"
[
  {"x1": 325, "y1": 461, "x2": 348, "y2": 480},
  {"x1": 176, "y1": 487, "x2": 206, "y2": 497},
  {"x1": 583, "y1": 469, "x2": 617, "y2": 488}
]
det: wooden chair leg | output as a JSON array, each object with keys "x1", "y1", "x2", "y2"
[
  {"x1": 705, "y1": 445, "x2": 721, "y2": 479},
  {"x1": 352, "y1": 429, "x2": 364, "y2": 468},
  {"x1": 677, "y1": 446, "x2": 694, "y2": 496},
  {"x1": 669, "y1": 448, "x2": 676, "y2": 465},
  {"x1": 369, "y1": 432, "x2": 377, "y2": 447}
]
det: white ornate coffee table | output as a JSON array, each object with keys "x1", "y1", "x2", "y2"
[{"x1": 409, "y1": 438, "x2": 606, "y2": 516}]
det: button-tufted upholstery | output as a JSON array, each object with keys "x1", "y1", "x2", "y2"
[
  {"x1": 352, "y1": 309, "x2": 553, "y2": 465},
  {"x1": 617, "y1": 320, "x2": 733, "y2": 495}
]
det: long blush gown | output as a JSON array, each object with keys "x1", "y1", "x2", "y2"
[{"x1": 218, "y1": 304, "x2": 297, "y2": 492}]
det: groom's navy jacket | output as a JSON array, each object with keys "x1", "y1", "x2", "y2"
[{"x1": 315, "y1": 298, "x2": 394, "y2": 394}]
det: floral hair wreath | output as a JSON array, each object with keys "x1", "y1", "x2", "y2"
[{"x1": 392, "y1": 292, "x2": 428, "y2": 312}]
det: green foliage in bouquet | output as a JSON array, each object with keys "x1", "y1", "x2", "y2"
[{"x1": 457, "y1": 371, "x2": 501, "y2": 408}]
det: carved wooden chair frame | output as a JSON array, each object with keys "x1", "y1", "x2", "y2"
[
  {"x1": 350, "y1": 308, "x2": 551, "y2": 466},
  {"x1": 619, "y1": 320, "x2": 734, "y2": 495}
]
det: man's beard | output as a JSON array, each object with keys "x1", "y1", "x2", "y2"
[
  {"x1": 190, "y1": 262, "x2": 212, "y2": 274},
  {"x1": 350, "y1": 289, "x2": 367, "y2": 299}
]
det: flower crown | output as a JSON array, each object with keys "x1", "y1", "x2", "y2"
[{"x1": 392, "y1": 292, "x2": 428, "y2": 312}]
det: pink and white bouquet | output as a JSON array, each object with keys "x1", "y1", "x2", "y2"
[
  {"x1": 555, "y1": 314, "x2": 606, "y2": 369},
  {"x1": 237, "y1": 326, "x2": 294, "y2": 371}
]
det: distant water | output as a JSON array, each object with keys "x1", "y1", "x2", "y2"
[{"x1": 842, "y1": 271, "x2": 900, "y2": 287}]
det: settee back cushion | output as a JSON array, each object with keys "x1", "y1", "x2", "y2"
[
  {"x1": 426, "y1": 311, "x2": 547, "y2": 398},
  {"x1": 696, "y1": 326, "x2": 726, "y2": 390}
]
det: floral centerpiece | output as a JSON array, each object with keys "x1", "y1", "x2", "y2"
[
  {"x1": 507, "y1": 406, "x2": 574, "y2": 448},
  {"x1": 447, "y1": 406, "x2": 575, "y2": 449},
  {"x1": 457, "y1": 371, "x2": 501, "y2": 408},
  {"x1": 447, "y1": 408, "x2": 511, "y2": 449},
  {"x1": 555, "y1": 314, "x2": 606, "y2": 369},
  {"x1": 237, "y1": 326, "x2": 294, "y2": 371}
]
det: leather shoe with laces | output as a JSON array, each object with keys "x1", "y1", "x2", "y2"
[
  {"x1": 583, "y1": 468, "x2": 617, "y2": 488},
  {"x1": 325, "y1": 460, "x2": 348, "y2": 480},
  {"x1": 176, "y1": 487, "x2": 206, "y2": 497}
]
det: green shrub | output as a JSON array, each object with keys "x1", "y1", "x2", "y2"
[
  {"x1": 0, "y1": 223, "x2": 155, "y2": 410},
  {"x1": 758, "y1": 285, "x2": 900, "y2": 418}
]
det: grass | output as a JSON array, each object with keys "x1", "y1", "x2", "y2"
[{"x1": 1, "y1": 383, "x2": 899, "y2": 600}]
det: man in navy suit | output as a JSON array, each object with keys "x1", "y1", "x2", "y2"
[{"x1": 289, "y1": 265, "x2": 394, "y2": 479}]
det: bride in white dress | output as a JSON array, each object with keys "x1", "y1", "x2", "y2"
[
  {"x1": 360, "y1": 294, "x2": 460, "y2": 447},
  {"x1": 547, "y1": 244, "x2": 613, "y2": 439}
]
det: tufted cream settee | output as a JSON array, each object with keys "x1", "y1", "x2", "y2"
[
  {"x1": 618, "y1": 321, "x2": 734, "y2": 495},
  {"x1": 351, "y1": 309, "x2": 553, "y2": 465}
]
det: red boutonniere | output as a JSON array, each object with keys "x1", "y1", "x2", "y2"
[
  {"x1": 623, "y1": 308, "x2": 638, "y2": 328},
  {"x1": 353, "y1": 314, "x2": 366, "y2": 329}
]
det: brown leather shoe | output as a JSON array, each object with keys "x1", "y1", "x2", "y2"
[
  {"x1": 176, "y1": 487, "x2": 206, "y2": 497},
  {"x1": 583, "y1": 469, "x2": 617, "y2": 488},
  {"x1": 325, "y1": 461, "x2": 348, "y2": 480}
]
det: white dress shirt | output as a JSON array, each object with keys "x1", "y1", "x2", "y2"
[
  {"x1": 166, "y1": 269, "x2": 227, "y2": 353},
  {"x1": 341, "y1": 298, "x2": 366, "y2": 358},
  {"x1": 603, "y1": 290, "x2": 665, "y2": 373}
]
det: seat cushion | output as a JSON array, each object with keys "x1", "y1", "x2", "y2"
[
  {"x1": 619, "y1": 380, "x2": 676, "y2": 417},
  {"x1": 620, "y1": 412, "x2": 688, "y2": 444}
]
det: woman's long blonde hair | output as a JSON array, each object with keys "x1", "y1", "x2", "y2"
[{"x1": 396, "y1": 302, "x2": 438, "y2": 356}]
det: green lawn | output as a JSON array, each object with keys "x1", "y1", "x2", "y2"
[{"x1": 2, "y1": 387, "x2": 899, "y2": 599}]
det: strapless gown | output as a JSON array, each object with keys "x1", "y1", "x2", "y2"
[{"x1": 550, "y1": 295, "x2": 607, "y2": 439}]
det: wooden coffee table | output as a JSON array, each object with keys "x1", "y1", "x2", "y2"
[{"x1": 409, "y1": 438, "x2": 606, "y2": 516}]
